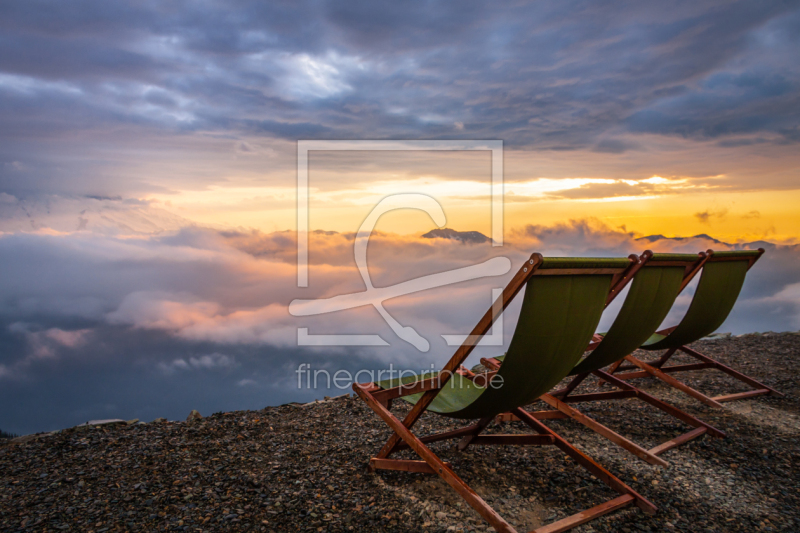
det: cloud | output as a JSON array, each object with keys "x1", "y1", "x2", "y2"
[
  {"x1": 592, "y1": 138, "x2": 639, "y2": 154},
  {"x1": 694, "y1": 208, "x2": 728, "y2": 224},
  {"x1": 158, "y1": 352, "x2": 237, "y2": 375},
  {"x1": 45, "y1": 328, "x2": 91, "y2": 347},
  {"x1": 695, "y1": 210, "x2": 712, "y2": 223},
  {"x1": 2, "y1": 220, "x2": 800, "y2": 434},
  {"x1": 549, "y1": 181, "x2": 651, "y2": 200},
  {"x1": 107, "y1": 292, "x2": 222, "y2": 331}
]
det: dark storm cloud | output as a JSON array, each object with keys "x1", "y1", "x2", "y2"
[{"x1": 1, "y1": 0, "x2": 799, "y2": 197}]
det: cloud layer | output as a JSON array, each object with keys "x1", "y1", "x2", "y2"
[{"x1": 2, "y1": 218, "x2": 799, "y2": 434}]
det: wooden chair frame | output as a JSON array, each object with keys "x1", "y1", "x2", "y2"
[
  {"x1": 353, "y1": 254, "x2": 656, "y2": 533},
  {"x1": 601, "y1": 248, "x2": 783, "y2": 407},
  {"x1": 491, "y1": 251, "x2": 725, "y2": 467}
]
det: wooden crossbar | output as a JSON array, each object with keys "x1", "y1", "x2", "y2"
[
  {"x1": 608, "y1": 346, "x2": 783, "y2": 407},
  {"x1": 394, "y1": 424, "x2": 485, "y2": 452},
  {"x1": 532, "y1": 494, "x2": 635, "y2": 533},
  {"x1": 370, "y1": 458, "x2": 451, "y2": 473},
  {"x1": 611, "y1": 362, "x2": 714, "y2": 379},
  {"x1": 648, "y1": 427, "x2": 707, "y2": 456},
  {"x1": 372, "y1": 376, "x2": 441, "y2": 403},
  {"x1": 561, "y1": 390, "x2": 638, "y2": 403},
  {"x1": 713, "y1": 389, "x2": 771, "y2": 403},
  {"x1": 496, "y1": 411, "x2": 568, "y2": 422}
]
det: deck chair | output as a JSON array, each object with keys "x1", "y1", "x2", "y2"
[
  {"x1": 488, "y1": 251, "x2": 725, "y2": 467},
  {"x1": 601, "y1": 248, "x2": 782, "y2": 407},
  {"x1": 353, "y1": 254, "x2": 656, "y2": 533}
]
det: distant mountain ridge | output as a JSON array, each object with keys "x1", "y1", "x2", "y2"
[
  {"x1": 422, "y1": 228, "x2": 779, "y2": 250},
  {"x1": 421, "y1": 228, "x2": 491, "y2": 244},
  {"x1": 636, "y1": 234, "x2": 777, "y2": 250},
  {"x1": 636, "y1": 233, "x2": 723, "y2": 244}
]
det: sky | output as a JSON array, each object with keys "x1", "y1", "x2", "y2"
[{"x1": 1, "y1": 0, "x2": 799, "y2": 434}]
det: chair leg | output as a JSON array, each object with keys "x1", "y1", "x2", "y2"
[
  {"x1": 621, "y1": 355, "x2": 725, "y2": 408},
  {"x1": 677, "y1": 346, "x2": 784, "y2": 399},
  {"x1": 598, "y1": 348, "x2": 676, "y2": 386},
  {"x1": 535, "y1": 375, "x2": 724, "y2": 464},
  {"x1": 538, "y1": 394, "x2": 668, "y2": 467},
  {"x1": 597, "y1": 360, "x2": 624, "y2": 387},
  {"x1": 458, "y1": 415, "x2": 494, "y2": 450},
  {"x1": 602, "y1": 346, "x2": 783, "y2": 405},
  {"x1": 353, "y1": 384, "x2": 517, "y2": 533},
  {"x1": 353, "y1": 383, "x2": 655, "y2": 533},
  {"x1": 651, "y1": 348, "x2": 678, "y2": 369},
  {"x1": 522, "y1": 373, "x2": 726, "y2": 464},
  {"x1": 551, "y1": 373, "x2": 589, "y2": 399},
  {"x1": 593, "y1": 370, "x2": 725, "y2": 439},
  {"x1": 512, "y1": 408, "x2": 657, "y2": 516}
]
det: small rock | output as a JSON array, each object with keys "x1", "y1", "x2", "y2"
[{"x1": 186, "y1": 410, "x2": 203, "y2": 422}]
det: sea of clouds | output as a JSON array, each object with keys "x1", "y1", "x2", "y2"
[{"x1": 1, "y1": 197, "x2": 799, "y2": 434}]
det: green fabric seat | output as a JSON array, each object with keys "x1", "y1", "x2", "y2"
[
  {"x1": 378, "y1": 258, "x2": 631, "y2": 419},
  {"x1": 489, "y1": 254, "x2": 690, "y2": 375},
  {"x1": 641, "y1": 251, "x2": 760, "y2": 351},
  {"x1": 569, "y1": 262, "x2": 686, "y2": 375}
]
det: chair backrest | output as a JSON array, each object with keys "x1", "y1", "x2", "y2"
[
  {"x1": 642, "y1": 249, "x2": 764, "y2": 351},
  {"x1": 569, "y1": 252, "x2": 693, "y2": 375},
  {"x1": 452, "y1": 257, "x2": 633, "y2": 418}
]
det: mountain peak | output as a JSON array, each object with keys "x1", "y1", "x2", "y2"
[{"x1": 421, "y1": 228, "x2": 490, "y2": 244}]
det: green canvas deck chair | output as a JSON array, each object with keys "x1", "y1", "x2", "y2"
[
  {"x1": 485, "y1": 251, "x2": 725, "y2": 467},
  {"x1": 600, "y1": 249, "x2": 781, "y2": 407},
  {"x1": 353, "y1": 254, "x2": 656, "y2": 533}
]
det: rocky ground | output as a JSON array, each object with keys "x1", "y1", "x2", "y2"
[{"x1": 1, "y1": 334, "x2": 798, "y2": 533}]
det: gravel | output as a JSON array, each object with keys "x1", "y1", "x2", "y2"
[{"x1": 1, "y1": 334, "x2": 798, "y2": 532}]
